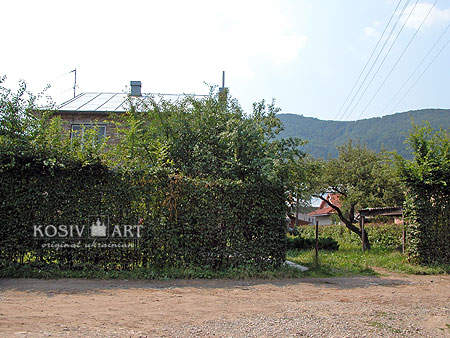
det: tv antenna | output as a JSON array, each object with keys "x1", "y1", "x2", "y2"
[{"x1": 70, "y1": 68, "x2": 77, "y2": 98}]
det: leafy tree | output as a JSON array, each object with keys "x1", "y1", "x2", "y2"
[
  {"x1": 285, "y1": 155, "x2": 319, "y2": 224},
  {"x1": 0, "y1": 77, "x2": 105, "y2": 165},
  {"x1": 396, "y1": 122, "x2": 450, "y2": 188},
  {"x1": 110, "y1": 88, "x2": 304, "y2": 183},
  {"x1": 311, "y1": 140, "x2": 403, "y2": 250},
  {"x1": 0, "y1": 76, "x2": 43, "y2": 148}
]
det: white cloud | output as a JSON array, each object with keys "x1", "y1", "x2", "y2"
[
  {"x1": 372, "y1": 20, "x2": 382, "y2": 27},
  {"x1": 364, "y1": 26, "x2": 381, "y2": 39},
  {"x1": 401, "y1": 2, "x2": 450, "y2": 29}
]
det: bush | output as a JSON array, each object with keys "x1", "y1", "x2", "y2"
[
  {"x1": 294, "y1": 224, "x2": 403, "y2": 249},
  {"x1": 286, "y1": 235, "x2": 339, "y2": 251},
  {"x1": 395, "y1": 123, "x2": 450, "y2": 265}
]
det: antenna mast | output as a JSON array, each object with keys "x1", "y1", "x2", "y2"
[{"x1": 70, "y1": 68, "x2": 77, "y2": 98}]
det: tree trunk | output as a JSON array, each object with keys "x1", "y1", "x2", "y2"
[
  {"x1": 361, "y1": 228, "x2": 371, "y2": 251},
  {"x1": 316, "y1": 196, "x2": 372, "y2": 250},
  {"x1": 341, "y1": 219, "x2": 371, "y2": 250},
  {"x1": 360, "y1": 216, "x2": 371, "y2": 251}
]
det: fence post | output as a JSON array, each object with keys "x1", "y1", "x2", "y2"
[
  {"x1": 402, "y1": 215, "x2": 405, "y2": 254},
  {"x1": 361, "y1": 216, "x2": 366, "y2": 252},
  {"x1": 314, "y1": 220, "x2": 319, "y2": 264}
]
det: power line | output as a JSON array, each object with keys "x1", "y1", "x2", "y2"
[
  {"x1": 355, "y1": 0, "x2": 438, "y2": 120},
  {"x1": 390, "y1": 36, "x2": 450, "y2": 114},
  {"x1": 380, "y1": 19, "x2": 450, "y2": 116},
  {"x1": 339, "y1": 0, "x2": 414, "y2": 121},
  {"x1": 333, "y1": 0, "x2": 405, "y2": 120},
  {"x1": 337, "y1": 0, "x2": 411, "y2": 121},
  {"x1": 342, "y1": 0, "x2": 420, "y2": 121}
]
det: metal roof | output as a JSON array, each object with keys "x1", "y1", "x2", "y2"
[
  {"x1": 359, "y1": 206, "x2": 403, "y2": 217},
  {"x1": 58, "y1": 92, "x2": 208, "y2": 113}
]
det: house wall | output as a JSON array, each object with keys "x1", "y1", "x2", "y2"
[
  {"x1": 314, "y1": 215, "x2": 334, "y2": 226},
  {"x1": 294, "y1": 213, "x2": 314, "y2": 224},
  {"x1": 55, "y1": 112, "x2": 120, "y2": 146}
]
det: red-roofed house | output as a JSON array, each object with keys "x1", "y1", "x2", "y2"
[{"x1": 308, "y1": 194, "x2": 341, "y2": 225}]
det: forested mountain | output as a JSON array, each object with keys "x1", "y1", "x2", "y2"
[{"x1": 277, "y1": 109, "x2": 450, "y2": 159}]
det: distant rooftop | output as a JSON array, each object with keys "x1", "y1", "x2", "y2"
[{"x1": 58, "y1": 92, "x2": 208, "y2": 113}]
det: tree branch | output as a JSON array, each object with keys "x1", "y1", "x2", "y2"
[
  {"x1": 315, "y1": 194, "x2": 346, "y2": 223},
  {"x1": 314, "y1": 193, "x2": 361, "y2": 236},
  {"x1": 331, "y1": 186, "x2": 347, "y2": 197}
]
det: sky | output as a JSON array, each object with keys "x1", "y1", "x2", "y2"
[{"x1": 1, "y1": 0, "x2": 450, "y2": 121}]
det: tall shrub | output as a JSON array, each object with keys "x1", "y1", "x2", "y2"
[{"x1": 396, "y1": 123, "x2": 450, "y2": 264}]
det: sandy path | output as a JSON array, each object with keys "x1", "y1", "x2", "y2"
[{"x1": 0, "y1": 273, "x2": 449, "y2": 337}]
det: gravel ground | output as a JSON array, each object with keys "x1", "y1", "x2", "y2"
[{"x1": 0, "y1": 272, "x2": 449, "y2": 337}]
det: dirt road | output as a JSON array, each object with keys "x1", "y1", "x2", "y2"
[{"x1": 1, "y1": 272, "x2": 449, "y2": 337}]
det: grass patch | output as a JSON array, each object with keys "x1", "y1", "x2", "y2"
[
  {"x1": 287, "y1": 245, "x2": 450, "y2": 277},
  {"x1": 3, "y1": 246, "x2": 448, "y2": 280},
  {"x1": 0, "y1": 262, "x2": 306, "y2": 280}
]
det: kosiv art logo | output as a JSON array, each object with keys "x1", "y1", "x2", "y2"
[
  {"x1": 33, "y1": 215, "x2": 143, "y2": 239},
  {"x1": 90, "y1": 216, "x2": 108, "y2": 237}
]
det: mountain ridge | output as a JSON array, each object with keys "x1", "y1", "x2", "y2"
[{"x1": 277, "y1": 108, "x2": 450, "y2": 158}]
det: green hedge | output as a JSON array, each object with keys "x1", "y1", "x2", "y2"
[
  {"x1": 0, "y1": 152, "x2": 286, "y2": 270},
  {"x1": 294, "y1": 224, "x2": 403, "y2": 249},
  {"x1": 286, "y1": 235, "x2": 339, "y2": 251},
  {"x1": 403, "y1": 189, "x2": 450, "y2": 265},
  {"x1": 396, "y1": 123, "x2": 450, "y2": 265}
]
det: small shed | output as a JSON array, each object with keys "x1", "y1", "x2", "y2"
[{"x1": 358, "y1": 206, "x2": 405, "y2": 252}]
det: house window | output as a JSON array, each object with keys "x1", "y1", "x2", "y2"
[{"x1": 71, "y1": 124, "x2": 106, "y2": 143}]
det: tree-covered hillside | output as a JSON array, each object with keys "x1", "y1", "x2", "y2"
[{"x1": 277, "y1": 109, "x2": 450, "y2": 158}]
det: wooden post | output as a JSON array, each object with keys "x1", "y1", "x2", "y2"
[
  {"x1": 361, "y1": 216, "x2": 365, "y2": 252},
  {"x1": 402, "y1": 215, "x2": 405, "y2": 254},
  {"x1": 315, "y1": 220, "x2": 319, "y2": 264}
]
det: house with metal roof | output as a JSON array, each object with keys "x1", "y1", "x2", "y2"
[{"x1": 55, "y1": 81, "x2": 207, "y2": 145}]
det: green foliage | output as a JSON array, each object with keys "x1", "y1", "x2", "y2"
[
  {"x1": 0, "y1": 82, "x2": 293, "y2": 273},
  {"x1": 277, "y1": 109, "x2": 450, "y2": 159},
  {"x1": 110, "y1": 92, "x2": 303, "y2": 182},
  {"x1": 0, "y1": 154, "x2": 286, "y2": 269},
  {"x1": 294, "y1": 224, "x2": 403, "y2": 249},
  {"x1": 0, "y1": 261, "x2": 305, "y2": 279},
  {"x1": 322, "y1": 141, "x2": 403, "y2": 212},
  {"x1": 0, "y1": 76, "x2": 54, "y2": 152},
  {"x1": 285, "y1": 156, "x2": 319, "y2": 216},
  {"x1": 306, "y1": 140, "x2": 403, "y2": 249},
  {"x1": 286, "y1": 235, "x2": 339, "y2": 251},
  {"x1": 396, "y1": 123, "x2": 450, "y2": 265}
]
